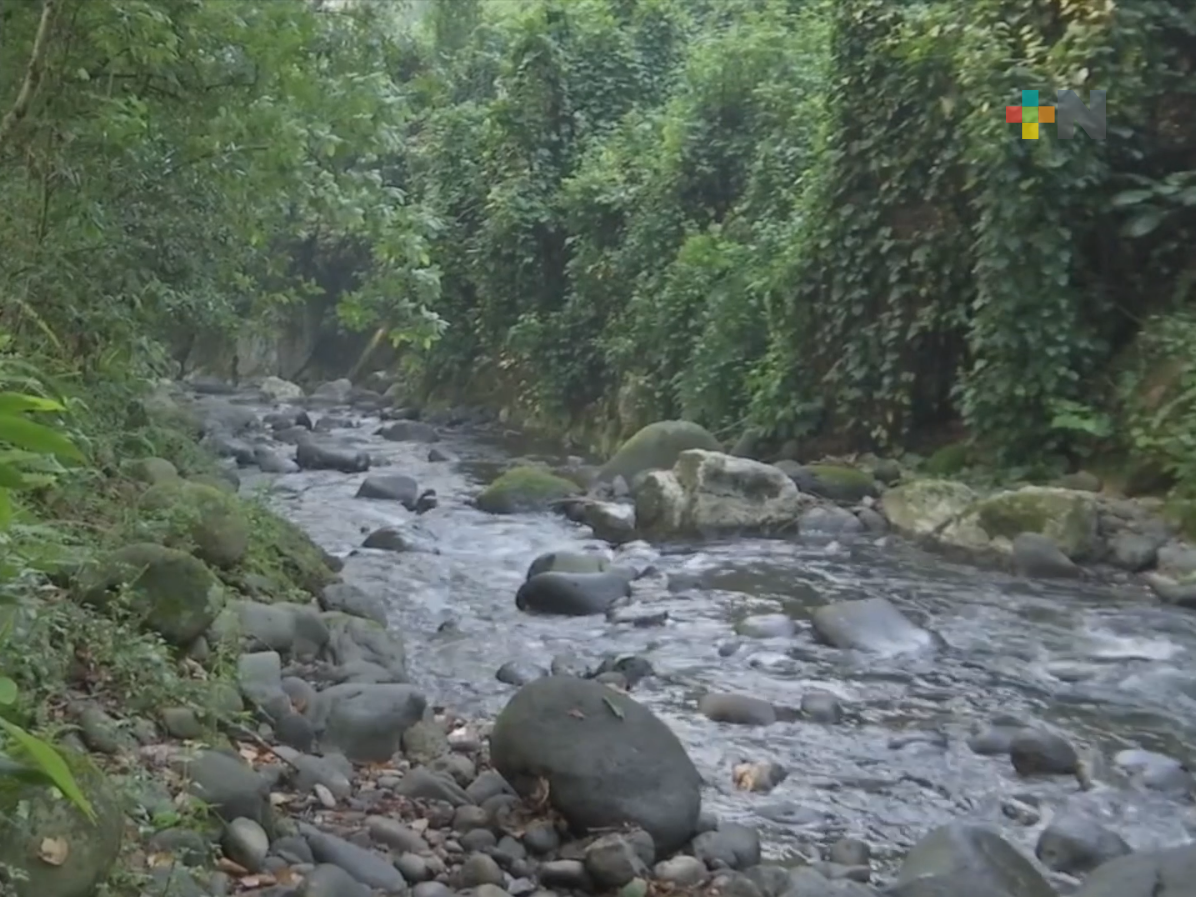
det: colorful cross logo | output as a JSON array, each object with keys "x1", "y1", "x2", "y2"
[{"x1": 1005, "y1": 90, "x2": 1055, "y2": 139}]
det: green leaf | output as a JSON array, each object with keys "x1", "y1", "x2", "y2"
[
  {"x1": 0, "y1": 393, "x2": 65, "y2": 415},
  {"x1": 1122, "y1": 207, "x2": 1165, "y2": 238},
  {"x1": 1111, "y1": 189, "x2": 1154, "y2": 207},
  {"x1": 0, "y1": 677, "x2": 16, "y2": 705},
  {"x1": 0, "y1": 414, "x2": 83, "y2": 462},
  {"x1": 0, "y1": 717, "x2": 96, "y2": 820}
]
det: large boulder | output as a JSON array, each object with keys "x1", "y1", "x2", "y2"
[
  {"x1": 259, "y1": 376, "x2": 304, "y2": 402},
  {"x1": 0, "y1": 756, "x2": 124, "y2": 897},
  {"x1": 77, "y1": 543, "x2": 225, "y2": 645},
  {"x1": 309, "y1": 683, "x2": 426, "y2": 762},
  {"x1": 489, "y1": 676, "x2": 702, "y2": 853},
  {"x1": 597, "y1": 420, "x2": 722, "y2": 484},
  {"x1": 635, "y1": 450, "x2": 809, "y2": 535},
  {"x1": 475, "y1": 466, "x2": 581, "y2": 514},
  {"x1": 959, "y1": 486, "x2": 1101, "y2": 560},
  {"x1": 880, "y1": 478, "x2": 979, "y2": 538},
  {"x1": 1073, "y1": 843, "x2": 1196, "y2": 897},
  {"x1": 894, "y1": 823, "x2": 1055, "y2": 897},
  {"x1": 516, "y1": 571, "x2": 632, "y2": 616},
  {"x1": 138, "y1": 480, "x2": 250, "y2": 569},
  {"x1": 778, "y1": 462, "x2": 879, "y2": 504}
]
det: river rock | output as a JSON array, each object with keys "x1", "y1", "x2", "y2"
[
  {"x1": 309, "y1": 682, "x2": 426, "y2": 761},
  {"x1": 800, "y1": 505, "x2": 865, "y2": 534},
  {"x1": 263, "y1": 407, "x2": 312, "y2": 430},
  {"x1": 881, "y1": 479, "x2": 979, "y2": 538},
  {"x1": 213, "y1": 598, "x2": 329, "y2": 659},
  {"x1": 260, "y1": 376, "x2": 304, "y2": 401},
  {"x1": 692, "y1": 823, "x2": 761, "y2": 870},
  {"x1": 296, "y1": 439, "x2": 370, "y2": 473},
  {"x1": 323, "y1": 613, "x2": 408, "y2": 682},
  {"x1": 128, "y1": 456, "x2": 180, "y2": 485},
  {"x1": 580, "y1": 500, "x2": 637, "y2": 543},
  {"x1": 811, "y1": 597, "x2": 933, "y2": 654},
  {"x1": 780, "y1": 462, "x2": 878, "y2": 503},
  {"x1": 140, "y1": 479, "x2": 251, "y2": 569},
  {"x1": 584, "y1": 832, "x2": 650, "y2": 887},
  {"x1": 1035, "y1": 812, "x2": 1130, "y2": 874},
  {"x1": 223, "y1": 817, "x2": 270, "y2": 873},
  {"x1": 1112, "y1": 748, "x2": 1193, "y2": 793},
  {"x1": 356, "y1": 473, "x2": 421, "y2": 508},
  {"x1": 597, "y1": 420, "x2": 722, "y2": 483},
  {"x1": 489, "y1": 676, "x2": 702, "y2": 853},
  {"x1": 363, "y1": 524, "x2": 439, "y2": 553},
  {"x1": 1073, "y1": 843, "x2": 1196, "y2": 897},
  {"x1": 78, "y1": 542, "x2": 226, "y2": 645},
  {"x1": 526, "y1": 550, "x2": 610, "y2": 579},
  {"x1": 300, "y1": 822, "x2": 407, "y2": 892},
  {"x1": 958, "y1": 486, "x2": 1101, "y2": 560},
  {"x1": 476, "y1": 466, "x2": 581, "y2": 514},
  {"x1": 1009, "y1": 727, "x2": 1079, "y2": 776},
  {"x1": 319, "y1": 582, "x2": 387, "y2": 626},
  {"x1": 894, "y1": 823, "x2": 1054, "y2": 897},
  {"x1": 698, "y1": 693, "x2": 777, "y2": 726},
  {"x1": 1012, "y1": 532, "x2": 1080, "y2": 578},
  {"x1": 635, "y1": 450, "x2": 809, "y2": 535},
  {"x1": 255, "y1": 445, "x2": 299, "y2": 473},
  {"x1": 309, "y1": 378, "x2": 352, "y2": 405},
  {"x1": 516, "y1": 571, "x2": 631, "y2": 616},
  {"x1": 183, "y1": 749, "x2": 274, "y2": 832},
  {"x1": 0, "y1": 757, "x2": 124, "y2": 897},
  {"x1": 300, "y1": 864, "x2": 372, "y2": 897},
  {"x1": 378, "y1": 420, "x2": 439, "y2": 443}
]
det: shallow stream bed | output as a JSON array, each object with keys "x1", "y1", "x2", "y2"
[{"x1": 236, "y1": 404, "x2": 1196, "y2": 876}]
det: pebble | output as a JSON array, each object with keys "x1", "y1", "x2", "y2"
[{"x1": 222, "y1": 817, "x2": 269, "y2": 873}]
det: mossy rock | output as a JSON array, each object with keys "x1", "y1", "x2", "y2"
[
  {"x1": 126, "y1": 456, "x2": 180, "y2": 485},
  {"x1": 78, "y1": 542, "x2": 226, "y2": 645},
  {"x1": 880, "y1": 478, "x2": 979, "y2": 536},
  {"x1": 476, "y1": 466, "x2": 581, "y2": 514},
  {"x1": 970, "y1": 486, "x2": 1100, "y2": 560},
  {"x1": 189, "y1": 472, "x2": 238, "y2": 494},
  {"x1": 597, "y1": 420, "x2": 722, "y2": 484},
  {"x1": 240, "y1": 504, "x2": 336, "y2": 600},
  {"x1": 925, "y1": 442, "x2": 971, "y2": 476},
  {"x1": 139, "y1": 480, "x2": 249, "y2": 569},
  {"x1": 0, "y1": 752, "x2": 124, "y2": 897},
  {"x1": 800, "y1": 464, "x2": 878, "y2": 503}
]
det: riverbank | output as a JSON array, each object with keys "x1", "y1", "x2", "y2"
[{"x1": 6, "y1": 374, "x2": 1196, "y2": 897}]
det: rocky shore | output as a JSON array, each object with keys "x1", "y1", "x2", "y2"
[{"x1": 5, "y1": 373, "x2": 1195, "y2": 897}]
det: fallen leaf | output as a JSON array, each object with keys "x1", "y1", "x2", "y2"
[
  {"x1": 601, "y1": 696, "x2": 625, "y2": 719},
  {"x1": 146, "y1": 852, "x2": 175, "y2": 868},
  {"x1": 567, "y1": 708, "x2": 586, "y2": 719},
  {"x1": 215, "y1": 856, "x2": 248, "y2": 875},
  {"x1": 274, "y1": 867, "x2": 300, "y2": 885},
  {"x1": 38, "y1": 836, "x2": 69, "y2": 866},
  {"x1": 236, "y1": 744, "x2": 259, "y2": 763}
]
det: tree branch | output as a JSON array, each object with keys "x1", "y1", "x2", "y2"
[{"x1": 0, "y1": 0, "x2": 57, "y2": 151}]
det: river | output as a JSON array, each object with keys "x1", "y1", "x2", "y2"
[{"x1": 233, "y1": 398, "x2": 1196, "y2": 879}]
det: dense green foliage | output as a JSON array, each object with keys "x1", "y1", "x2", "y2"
[
  {"x1": 393, "y1": 0, "x2": 1196, "y2": 485},
  {"x1": 1, "y1": 0, "x2": 1195, "y2": 480},
  {"x1": 0, "y1": 0, "x2": 442, "y2": 377}
]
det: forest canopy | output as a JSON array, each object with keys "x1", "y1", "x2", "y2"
[{"x1": 2, "y1": 0, "x2": 1195, "y2": 489}]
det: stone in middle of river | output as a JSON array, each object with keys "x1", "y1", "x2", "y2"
[{"x1": 515, "y1": 570, "x2": 633, "y2": 616}]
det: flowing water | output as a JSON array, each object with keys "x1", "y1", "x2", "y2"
[{"x1": 232, "y1": 399, "x2": 1196, "y2": 876}]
